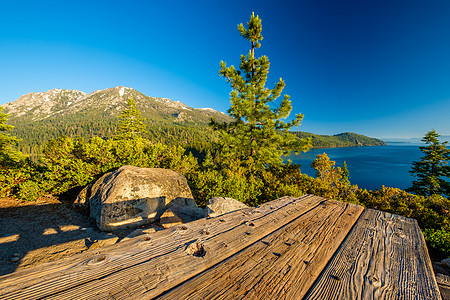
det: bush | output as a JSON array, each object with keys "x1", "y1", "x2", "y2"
[
  {"x1": 17, "y1": 180, "x2": 46, "y2": 202},
  {"x1": 36, "y1": 136, "x2": 199, "y2": 197},
  {"x1": 423, "y1": 229, "x2": 450, "y2": 256},
  {"x1": 0, "y1": 158, "x2": 42, "y2": 198}
]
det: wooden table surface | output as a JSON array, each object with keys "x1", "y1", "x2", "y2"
[{"x1": 0, "y1": 195, "x2": 442, "y2": 299}]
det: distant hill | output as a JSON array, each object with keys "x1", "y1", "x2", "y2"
[
  {"x1": 1, "y1": 86, "x2": 386, "y2": 156},
  {"x1": 293, "y1": 132, "x2": 386, "y2": 148},
  {"x1": 1, "y1": 86, "x2": 231, "y2": 155}
]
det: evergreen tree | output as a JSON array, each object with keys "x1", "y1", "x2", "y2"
[
  {"x1": 341, "y1": 161, "x2": 350, "y2": 186},
  {"x1": 212, "y1": 12, "x2": 310, "y2": 169},
  {"x1": 407, "y1": 130, "x2": 450, "y2": 197},
  {"x1": 0, "y1": 107, "x2": 24, "y2": 164},
  {"x1": 115, "y1": 97, "x2": 148, "y2": 140}
]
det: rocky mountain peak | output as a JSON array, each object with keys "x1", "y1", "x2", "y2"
[
  {"x1": 1, "y1": 86, "x2": 230, "y2": 124},
  {"x1": 1, "y1": 89, "x2": 87, "y2": 119}
]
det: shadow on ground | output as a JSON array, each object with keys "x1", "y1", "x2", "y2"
[{"x1": 0, "y1": 196, "x2": 116, "y2": 276}]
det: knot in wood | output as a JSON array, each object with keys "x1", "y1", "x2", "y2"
[
  {"x1": 85, "y1": 254, "x2": 109, "y2": 266},
  {"x1": 185, "y1": 240, "x2": 206, "y2": 258}
]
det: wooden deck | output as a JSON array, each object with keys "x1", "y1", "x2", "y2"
[{"x1": 0, "y1": 195, "x2": 442, "y2": 299}]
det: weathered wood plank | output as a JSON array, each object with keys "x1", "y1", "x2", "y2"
[
  {"x1": 304, "y1": 209, "x2": 442, "y2": 300},
  {"x1": 0, "y1": 195, "x2": 325, "y2": 300},
  {"x1": 436, "y1": 273, "x2": 450, "y2": 300},
  {"x1": 158, "y1": 200, "x2": 364, "y2": 300}
]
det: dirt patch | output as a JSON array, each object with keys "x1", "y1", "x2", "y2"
[
  {"x1": 0, "y1": 195, "x2": 119, "y2": 276},
  {"x1": 0, "y1": 194, "x2": 166, "y2": 277}
]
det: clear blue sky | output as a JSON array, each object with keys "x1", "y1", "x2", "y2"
[{"x1": 1, "y1": 0, "x2": 450, "y2": 138}]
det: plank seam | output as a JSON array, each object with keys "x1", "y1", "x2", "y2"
[
  {"x1": 12, "y1": 195, "x2": 320, "y2": 299},
  {"x1": 302, "y1": 205, "x2": 367, "y2": 299},
  {"x1": 154, "y1": 198, "x2": 327, "y2": 299}
]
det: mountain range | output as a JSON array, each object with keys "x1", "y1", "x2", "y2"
[
  {"x1": 1, "y1": 86, "x2": 386, "y2": 156},
  {"x1": 2, "y1": 86, "x2": 230, "y2": 125},
  {"x1": 1, "y1": 86, "x2": 231, "y2": 155}
]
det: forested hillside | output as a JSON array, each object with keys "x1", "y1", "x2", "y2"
[
  {"x1": 1, "y1": 87, "x2": 385, "y2": 158},
  {"x1": 294, "y1": 131, "x2": 386, "y2": 148},
  {"x1": 1, "y1": 87, "x2": 228, "y2": 157}
]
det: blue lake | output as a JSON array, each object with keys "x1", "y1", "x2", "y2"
[{"x1": 286, "y1": 143, "x2": 423, "y2": 191}]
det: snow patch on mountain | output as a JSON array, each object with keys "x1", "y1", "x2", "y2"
[{"x1": 198, "y1": 107, "x2": 227, "y2": 115}]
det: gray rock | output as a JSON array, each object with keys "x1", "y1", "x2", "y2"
[
  {"x1": 442, "y1": 258, "x2": 450, "y2": 269},
  {"x1": 73, "y1": 184, "x2": 92, "y2": 215},
  {"x1": 160, "y1": 205, "x2": 204, "y2": 228},
  {"x1": 126, "y1": 229, "x2": 144, "y2": 239},
  {"x1": 122, "y1": 228, "x2": 157, "y2": 241},
  {"x1": 87, "y1": 236, "x2": 119, "y2": 251},
  {"x1": 160, "y1": 208, "x2": 184, "y2": 229},
  {"x1": 172, "y1": 205, "x2": 204, "y2": 222},
  {"x1": 205, "y1": 197, "x2": 249, "y2": 218},
  {"x1": 89, "y1": 165, "x2": 196, "y2": 231},
  {"x1": 80, "y1": 227, "x2": 94, "y2": 233}
]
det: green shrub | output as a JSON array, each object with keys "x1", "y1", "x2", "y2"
[
  {"x1": 37, "y1": 135, "x2": 199, "y2": 197},
  {"x1": 0, "y1": 158, "x2": 42, "y2": 199},
  {"x1": 423, "y1": 229, "x2": 450, "y2": 256},
  {"x1": 17, "y1": 180, "x2": 45, "y2": 202}
]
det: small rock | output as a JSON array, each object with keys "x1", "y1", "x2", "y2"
[
  {"x1": 11, "y1": 257, "x2": 20, "y2": 263},
  {"x1": 87, "y1": 236, "x2": 119, "y2": 251},
  {"x1": 73, "y1": 184, "x2": 92, "y2": 215},
  {"x1": 169, "y1": 205, "x2": 204, "y2": 222},
  {"x1": 12, "y1": 253, "x2": 20, "y2": 257},
  {"x1": 442, "y1": 258, "x2": 450, "y2": 268},
  {"x1": 158, "y1": 205, "x2": 204, "y2": 229},
  {"x1": 142, "y1": 228, "x2": 157, "y2": 234},
  {"x1": 205, "y1": 197, "x2": 249, "y2": 218},
  {"x1": 122, "y1": 227, "x2": 157, "y2": 240},
  {"x1": 126, "y1": 229, "x2": 144, "y2": 239},
  {"x1": 160, "y1": 208, "x2": 184, "y2": 229},
  {"x1": 80, "y1": 227, "x2": 94, "y2": 233}
]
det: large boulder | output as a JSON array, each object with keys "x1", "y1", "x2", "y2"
[
  {"x1": 89, "y1": 165, "x2": 196, "y2": 231},
  {"x1": 205, "y1": 197, "x2": 249, "y2": 218}
]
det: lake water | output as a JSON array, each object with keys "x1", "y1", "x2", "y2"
[{"x1": 286, "y1": 143, "x2": 423, "y2": 191}]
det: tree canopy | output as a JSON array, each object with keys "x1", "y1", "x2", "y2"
[
  {"x1": 212, "y1": 12, "x2": 310, "y2": 169},
  {"x1": 407, "y1": 130, "x2": 450, "y2": 197},
  {"x1": 0, "y1": 107, "x2": 24, "y2": 164}
]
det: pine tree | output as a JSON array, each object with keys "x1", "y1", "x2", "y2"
[
  {"x1": 407, "y1": 130, "x2": 450, "y2": 197},
  {"x1": 115, "y1": 97, "x2": 148, "y2": 140},
  {"x1": 341, "y1": 161, "x2": 350, "y2": 186},
  {"x1": 212, "y1": 12, "x2": 310, "y2": 169},
  {"x1": 0, "y1": 107, "x2": 24, "y2": 164}
]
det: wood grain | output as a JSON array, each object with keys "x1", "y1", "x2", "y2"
[
  {"x1": 158, "y1": 200, "x2": 364, "y2": 300},
  {"x1": 436, "y1": 273, "x2": 450, "y2": 300},
  {"x1": 0, "y1": 195, "x2": 325, "y2": 300},
  {"x1": 304, "y1": 209, "x2": 442, "y2": 300}
]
